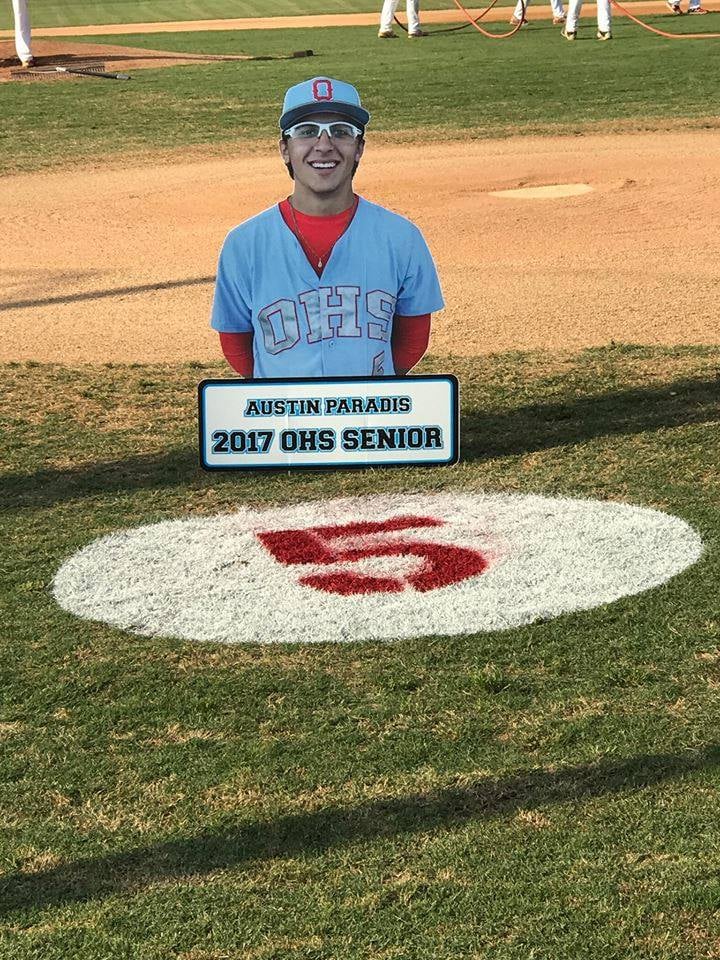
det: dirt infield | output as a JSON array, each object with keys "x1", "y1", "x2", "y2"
[{"x1": 3, "y1": 128, "x2": 718, "y2": 365}]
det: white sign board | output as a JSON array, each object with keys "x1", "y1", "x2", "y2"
[{"x1": 198, "y1": 376, "x2": 458, "y2": 470}]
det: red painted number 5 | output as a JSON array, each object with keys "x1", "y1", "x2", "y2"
[{"x1": 256, "y1": 516, "x2": 487, "y2": 595}]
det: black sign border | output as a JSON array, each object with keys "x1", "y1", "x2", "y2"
[{"x1": 198, "y1": 375, "x2": 459, "y2": 472}]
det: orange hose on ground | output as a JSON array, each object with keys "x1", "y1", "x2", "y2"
[
  {"x1": 395, "y1": 0, "x2": 523, "y2": 35},
  {"x1": 610, "y1": 0, "x2": 720, "y2": 36},
  {"x1": 402, "y1": 0, "x2": 719, "y2": 41},
  {"x1": 450, "y1": 0, "x2": 526, "y2": 37}
]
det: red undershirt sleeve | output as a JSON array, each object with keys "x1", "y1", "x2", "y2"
[
  {"x1": 391, "y1": 314, "x2": 431, "y2": 374},
  {"x1": 219, "y1": 331, "x2": 254, "y2": 378}
]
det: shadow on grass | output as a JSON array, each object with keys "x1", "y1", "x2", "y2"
[
  {"x1": 2, "y1": 447, "x2": 202, "y2": 515},
  {"x1": 3, "y1": 746, "x2": 720, "y2": 916},
  {"x1": 0, "y1": 276, "x2": 215, "y2": 311},
  {"x1": 461, "y1": 372, "x2": 719, "y2": 461},
  {"x1": 3, "y1": 373, "x2": 718, "y2": 513}
]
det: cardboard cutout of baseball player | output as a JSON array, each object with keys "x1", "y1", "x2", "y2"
[{"x1": 211, "y1": 77, "x2": 444, "y2": 379}]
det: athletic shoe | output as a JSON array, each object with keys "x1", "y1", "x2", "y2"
[
  {"x1": 407, "y1": 29, "x2": 429, "y2": 36},
  {"x1": 665, "y1": 0, "x2": 683, "y2": 11},
  {"x1": 20, "y1": 56, "x2": 35, "y2": 67},
  {"x1": 596, "y1": 29, "x2": 613, "y2": 38},
  {"x1": 510, "y1": 15, "x2": 529, "y2": 24},
  {"x1": 553, "y1": 14, "x2": 567, "y2": 22},
  {"x1": 687, "y1": 6, "x2": 709, "y2": 12},
  {"x1": 561, "y1": 27, "x2": 577, "y2": 38},
  {"x1": 377, "y1": 29, "x2": 397, "y2": 37}
]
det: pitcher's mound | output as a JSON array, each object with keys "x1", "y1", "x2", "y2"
[{"x1": 490, "y1": 183, "x2": 593, "y2": 199}]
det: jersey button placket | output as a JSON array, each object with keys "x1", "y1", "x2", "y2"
[{"x1": 323, "y1": 333, "x2": 334, "y2": 377}]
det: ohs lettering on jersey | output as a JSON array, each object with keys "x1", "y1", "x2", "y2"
[
  {"x1": 211, "y1": 197, "x2": 445, "y2": 377},
  {"x1": 257, "y1": 287, "x2": 396, "y2": 356}
]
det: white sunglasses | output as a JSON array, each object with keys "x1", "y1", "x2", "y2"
[{"x1": 283, "y1": 120, "x2": 363, "y2": 141}]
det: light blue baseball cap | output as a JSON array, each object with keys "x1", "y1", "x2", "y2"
[{"x1": 279, "y1": 77, "x2": 371, "y2": 131}]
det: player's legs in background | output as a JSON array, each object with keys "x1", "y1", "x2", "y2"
[
  {"x1": 597, "y1": 0, "x2": 612, "y2": 35},
  {"x1": 407, "y1": 0, "x2": 421, "y2": 33},
  {"x1": 379, "y1": 0, "x2": 400, "y2": 33},
  {"x1": 564, "y1": 0, "x2": 582, "y2": 32},
  {"x1": 686, "y1": 0, "x2": 708, "y2": 12},
  {"x1": 510, "y1": 0, "x2": 531, "y2": 24},
  {"x1": 12, "y1": 0, "x2": 32, "y2": 63},
  {"x1": 551, "y1": 0, "x2": 566, "y2": 21}
]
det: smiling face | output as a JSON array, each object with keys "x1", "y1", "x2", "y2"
[{"x1": 279, "y1": 111, "x2": 365, "y2": 214}]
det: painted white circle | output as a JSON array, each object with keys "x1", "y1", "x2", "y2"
[{"x1": 52, "y1": 494, "x2": 703, "y2": 645}]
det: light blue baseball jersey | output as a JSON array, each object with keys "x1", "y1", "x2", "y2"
[{"x1": 211, "y1": 197, "x2": 444, "y2": 378}]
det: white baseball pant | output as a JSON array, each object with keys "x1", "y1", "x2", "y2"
[
  {"x1": 380, "y1": 0, "x2": 421, "y2": 34},
  {"x1": 512, "y1": 0, "x2": 566, "y2": 19},
  {"x1": 12, "y1": 0, "x2": 32, "y2": 62},
  {"x1": 566, "y1": 0, "x2": 612, "y2": 31}
]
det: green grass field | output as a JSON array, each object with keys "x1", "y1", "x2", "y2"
[
  {"x1": 2, "y1": 347, "x2": 720, "y2": 958},
  {"x1": 3, "y1": 19, "x2": 720, "y2": 176},
  {"x1": 3, "y1": 1, "x2": 720, "y2": 956}
]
